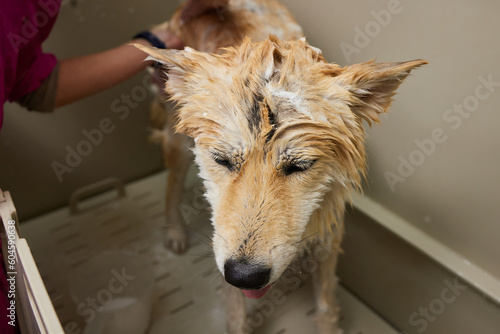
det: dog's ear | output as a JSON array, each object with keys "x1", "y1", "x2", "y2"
[
  {"x1": 133, "y1": 43, "x2": 213, "y2": 101},
  {"x1": 334, "y1": 59, "x2": 427, "y2": 125}
]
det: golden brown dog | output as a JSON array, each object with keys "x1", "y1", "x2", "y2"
[{"x1": 137, "y1": 0, "x2": 426, "y2": 333}]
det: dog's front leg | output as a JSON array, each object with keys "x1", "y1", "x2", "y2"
[
  {"x1": 311, "y1": 244, "x2": 343, "y2": 334},
  {"x1": 224, "y1": 283, "x2": 248, "y2": 334},
  {"x1": 163, "y1": 136, "x2": 191, "y2": 253}
]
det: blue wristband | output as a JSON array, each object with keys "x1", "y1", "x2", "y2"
[{"x1": 133, "y1": 31, "x2": 166, "y2": 49}]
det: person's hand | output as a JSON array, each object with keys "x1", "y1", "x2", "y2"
[
  {"x1": 163, "y1": 31, "x2": 184, "y2": 50},
  {"x1": 181, "y1": 0, "x2": 229, "y2": 23},
  {"x1": 150, "y1": 22, "x2": 184, "y2": 50}
]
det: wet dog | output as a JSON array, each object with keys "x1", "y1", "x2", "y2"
[{"x1": 137, "y1": 0, "x2": 426, "y2": 332}]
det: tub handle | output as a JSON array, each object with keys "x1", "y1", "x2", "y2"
[{"x1": 69, "y1": 178, "x2": 126, "y2": 214}]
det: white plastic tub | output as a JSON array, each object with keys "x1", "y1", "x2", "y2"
[{"x1": 9, "y1": 171, "x2": 399, "y2": 333}]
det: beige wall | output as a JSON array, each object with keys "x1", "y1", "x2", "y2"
[
  {"x1": 0, "y1": 0, "x2": 180, "y2": 219},
  {"x1": 281, "y1": 0, "x2": 500, "y2": 279}
]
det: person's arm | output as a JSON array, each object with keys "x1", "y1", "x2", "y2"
[{"x1": 55, "y1": 28, "x2": 182, "y2": 108}]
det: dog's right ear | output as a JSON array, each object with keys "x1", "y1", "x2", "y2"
[{"x1": 133, "y1": 43, "x2": 213, "y2": 101}]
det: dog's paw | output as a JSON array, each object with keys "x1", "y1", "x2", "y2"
[{"x1": 164, "y1": 228, "x2": 188, "y2": 254}]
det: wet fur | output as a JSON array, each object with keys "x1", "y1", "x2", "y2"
[{"x1": 139, "y1": 0, "x2": 426, "y2": 333}]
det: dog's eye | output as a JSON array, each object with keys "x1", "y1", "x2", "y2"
[
  {"x1": 282, "y1": 160, "x2": 316, "y2": 176},
  {"x1": 213, "y1": 156, "x2": 234, "y2": 170},
  {"x1": 283, "y1": 164, "x2": 306, "y2": 175}
]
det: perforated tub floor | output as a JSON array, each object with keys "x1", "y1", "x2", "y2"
[{"x1": 20, "y1": 170, "x2": 398, "y2": 334}]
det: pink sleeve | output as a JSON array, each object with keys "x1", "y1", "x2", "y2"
[
  {"x1": 1, "y1": 0, "x2": 61, "y2": 130},
  {"x1": 8, "y1": 48, "x2": 58, "y2": 103}
]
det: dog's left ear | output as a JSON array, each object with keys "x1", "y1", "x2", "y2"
[{"x1": 334, "y1": 59, "x2": 428, "y2": 125}]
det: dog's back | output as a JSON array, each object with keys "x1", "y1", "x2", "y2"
[
  {"x1": 169, "y1": 0, "x2": 304, "y2": 53},
  {"x1": 149, "y1": 0, "x2": 304, "y2": 134}
]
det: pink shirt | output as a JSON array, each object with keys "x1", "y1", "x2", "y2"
[{"x1": 0, "y1": 0, "x2": 61, "y2": 129}]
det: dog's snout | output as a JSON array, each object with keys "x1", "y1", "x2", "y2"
[{"x1": 224, "y1": 259, "x2": 271, "y2": 289}]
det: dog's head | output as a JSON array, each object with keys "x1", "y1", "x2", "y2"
[{"x1": 136, "y1": 37, "x2": 426, "y2": 298}]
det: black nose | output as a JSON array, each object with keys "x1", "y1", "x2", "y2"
[{"x1": 224, "y1": 259, "x2": 271, "y2": 290}]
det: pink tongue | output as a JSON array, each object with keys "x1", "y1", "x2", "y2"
[{"x1": 242, "y1": 285, "x2": 271, "y2": 299}]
